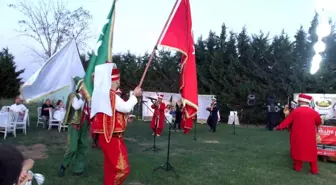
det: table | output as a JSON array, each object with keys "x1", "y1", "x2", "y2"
[{"x1": 0, "y1": 112, "x2": 9, "y2": 125}]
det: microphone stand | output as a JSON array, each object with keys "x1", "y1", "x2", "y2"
[
  {"x1": 193, "y1": 115, "x2": 197, "y2": 140},
  {"x1": 227, "y1": 104, "x2": 237, "y2": 135},
  {"x1": 153, "y1": 113, "x2": 176, "y2": 175},
  {"x1": 142, "y1": 101, "x2": 161, "y2": 152},
  {"x1": 233, "y1": 112, "x2": 236, "y2": 135}
]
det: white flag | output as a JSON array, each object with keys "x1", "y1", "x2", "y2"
[{"x1": 21, "y1": 40, "x2": 85, "y2": 103}]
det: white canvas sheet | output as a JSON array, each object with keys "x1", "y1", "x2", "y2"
[
  {"x1": 21, "y1": 40, "x2": 85, "y2": 103},
  {"x1": 138, "y1": 91, "x2": 214, "y2": 121}
]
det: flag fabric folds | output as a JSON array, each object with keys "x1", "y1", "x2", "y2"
[
  {"x1": 21, "y1": 39, "x2": 85, "y2": 103},
  {"x1": 82, "y1": 0, "x2": 117, "y2": 100},
  {"x1": 159, "y1": 0, "x2": 198, "y2": 119}
]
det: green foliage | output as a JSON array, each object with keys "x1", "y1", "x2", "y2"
[
  {"x1": 78, "y1": 15, "x2": 336, "y2": 123},
  {"x1": 0, "y1": 48, "x2": 24, "y2": 99}
]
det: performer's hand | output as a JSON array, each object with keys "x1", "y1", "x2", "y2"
[
  {"x1": 17, "y1": 173, "x2": 32, "y2": 185},
  {"x1": 18, "y1": 171, "x2": 28, "y2": 183},
  {"x1": 133, "y1": 86, "x2": 143, "y2": 97}
]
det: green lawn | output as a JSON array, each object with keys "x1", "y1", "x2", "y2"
[{"x1": 1, "y1": 117, "x2": 336, "y2": 185}]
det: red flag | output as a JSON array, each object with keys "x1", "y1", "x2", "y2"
[{"x1": 159, "y1": 0, "x2": 198, "y2": 120}]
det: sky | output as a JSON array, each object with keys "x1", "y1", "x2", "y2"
[{"x1": 0, "y1": 0, "x2": 336, "y2": 81}]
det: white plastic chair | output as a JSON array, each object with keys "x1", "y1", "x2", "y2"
[
  {"x1": 59, "y1": 121, "x2": 68, "y2": 132},
  {"x1": 0, "y1": 112, "x2": 18, "y2": 139},
  {"x1": 53, "y1": 109, "x2": 68, "y2": 132},
  {"x1": 48, "y1": 109, "x2": 61, "y2": 131},
  {"x1": 36, "y1": 107, "x2": 44, "y2": 128},
  {"x1": 27, "y1": 111, "x2": 30, "y2": 127},
  {"x1": 1, "y1": 106, "x2": 10, "y2": 112},
  {"x1": 16, "y1": 109, "x2": 29, "y2": 134}
]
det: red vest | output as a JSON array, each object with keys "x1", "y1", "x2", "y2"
[{"x1": 91, "y1": 90, "x2": 127, "y2": 142}]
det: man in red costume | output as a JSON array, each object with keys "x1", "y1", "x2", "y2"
[
  {"x1": 274, "y1": 93, "x2": 321, "y2": 174},
  {"x1": 91, "y1": 63, "x2": 142, "y2": 185},
  {"x1": 150, "y1": 94, "x2": 166, "y2": 136},
  {"x1": 181, "y1": 104, "x2": 194, "y2": 134}
]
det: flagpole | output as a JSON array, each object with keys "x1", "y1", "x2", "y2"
[{"x1": 138, "y1": 0, "x2": 179, "y2": 88}]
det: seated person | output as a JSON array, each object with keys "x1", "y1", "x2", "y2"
[
  {"x1": 9, "y1": 97, "x2": 28, "y2": 122},
  {"x1": 0, "y1": 144, "x2": 35, "y2": 185},
  {"x1": 53, "y1": 100, "x2": 66, "y2": 121},
  {"x1": 41, "y1": 99, "x2": 54, "y2": 128}
]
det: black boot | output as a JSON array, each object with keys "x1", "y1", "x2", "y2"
[{"x1": 58, "y1": 165, "x2": 65, "y2": 177}]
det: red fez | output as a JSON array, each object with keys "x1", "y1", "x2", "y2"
[
  {"x1": 298, "y1": 93, "x2": 312, "y2": 103},
  {"x1": 157, "y1": 94, "x2": 164, "y2": 99},
  {"x1": 106, "y1": 61, "x2": 120, "y2": 81}
]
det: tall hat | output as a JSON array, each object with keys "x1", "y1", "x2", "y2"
[
  {"x1": 157, "y1": 93, "x2": 164, "y2": 99},
  {"x1": 211, "y1": 96, "x2": 216, "y2": 100},
  {"x1": 73, "y1": 76, "x2": 83, "y2": 91},
  {"x1": 106, "y1": 61, "x2": 120, "y2": 81},
  {"x1": 116, "y1": 88, "x2": 122, "y2": 95},
  {"x1": 298, "y1": 93, "x2": 312, "y2": 103}
]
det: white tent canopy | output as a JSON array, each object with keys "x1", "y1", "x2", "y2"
[
  {"x1": 21, "y1": 39, "x2": 85, "y2": 103},
  {"x1": 136, "y1": 91, "x2": 214, "y2": 121}
]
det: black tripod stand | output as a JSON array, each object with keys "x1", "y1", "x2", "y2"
[
  {"x1": 193, "y1": 115, "x2": 197, "y2": 140},
  {"x1": 193, "y1": 119, "x2": 197, "y2": 140},
  {"x1": 232, "y1": 111, "x2": 237, "y2": 135},
  {"x1": 142, "y1": 102, "x2": 161, "y2": 152},
  {"x1": 153, "y1": 116, "x2": 176, "y2": 175}
]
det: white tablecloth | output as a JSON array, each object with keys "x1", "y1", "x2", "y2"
[
  {"x1": 0, "y1": 112, "x2": 9, "y2": 125},
  {"x1": 53, "y1": 110, "x2": 65, "y2": 121}
]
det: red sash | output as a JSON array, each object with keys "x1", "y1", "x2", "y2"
[{"x1": 74, "y1": 101, "x2": 90, "y2": 130}]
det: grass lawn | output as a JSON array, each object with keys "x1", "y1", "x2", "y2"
[{"x1": 1, "y1": 115, "x2": 336, "y2": 185}]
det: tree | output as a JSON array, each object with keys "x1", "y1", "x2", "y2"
[
  {"x1": 0, "y1": 48, "x2": 25, "y2": 99},
  {"x1": 95, "y1": 14, "x2": 336, "y2": 124},
  {"x1": 9, "y1": 0, "x2": 92, "y2": 60}
]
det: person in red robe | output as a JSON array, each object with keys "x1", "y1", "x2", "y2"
[
  {"x1": 92, "y1": 88, "x2": 123, "y2": 149},
  {"x1": 150, "y1": 94, "x2": 166, "y2": 136},
  {"x1": 91, "y1": 63, "x2": 143, "y2": 185},
  {"x1": 180, "y1": 105, "x2": 194, "y2": 134},
  {"x1": 274, "y1": 93, "x2": 321, "y2": 174}
]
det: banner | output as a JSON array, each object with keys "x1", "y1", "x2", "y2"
[
  {"x1": 317, "y1": 126, "x2": 336, "y2": 145},
  {"x1": 317, "y1": 144, "x2": 336, "y2": 157},
  {"x1": 293, "y1": 93, "x2": 336, "y2": 117},
  {"x1": 317, "y1": 126, "x2": 336, "y2": 157}
]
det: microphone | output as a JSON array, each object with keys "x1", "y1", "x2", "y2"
[{"x1": 146, "y1": 97, "x2": 157, "y2": 101}]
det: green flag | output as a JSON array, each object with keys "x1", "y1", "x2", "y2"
[{"x1": 82, "y1": 0, "x2": 117, "y2": 100}]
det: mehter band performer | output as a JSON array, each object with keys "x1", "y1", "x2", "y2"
[
  {"x1": 58, "y1": 76, "x2": 90, "y2": 177},
  {"x1": 150, "y1": 94, "x2": 166, "y2": 136},
  {"x1": 274, "y1": 93, "x2": 321, "y2": 174},
  {"x1": 180, "y1": 103, "x2": 195, "y2": 134},
  {"x1": 91, "y1": 63, "x2": 142, "y2": 185},
  {"x1": 206, "y1": 96, "x2": 219, "y2": 132}
]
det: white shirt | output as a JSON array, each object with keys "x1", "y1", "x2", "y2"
[
  {"x1": 9, "y1": 104, "x2": 27, "y2": 113},
  {"x1": 72, "y1": 94, "x2": 84, "y2": 110},
  {"x1": 115, "y1": 95, "x2": 138, "y2": 113}
]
